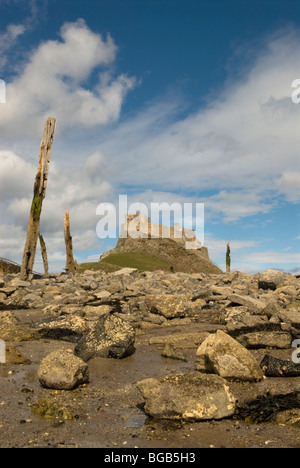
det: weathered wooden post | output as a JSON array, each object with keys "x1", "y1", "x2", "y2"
[
  {"x1": 64, "y1": 211, "x2": 78, "y2": 274},
  {"x1": 20, "y1": 117, "x2": 56, "y2": 280},
  {"x1": 226, "y1": 242, "x2": 231, "y2": 274},
  {"x1": 39, "y1": 233, "x2": 49, "y2": 275}
]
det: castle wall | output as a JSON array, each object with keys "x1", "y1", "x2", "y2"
[{"x1": 120, "y1": 212, "x2": 202, "y2": 250}]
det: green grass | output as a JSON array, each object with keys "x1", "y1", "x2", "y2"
[
  {"x1": 79, "y1": 251, "x2": 174, "y2": 274},
  {"x1": 77, "y1": 261, "x2": 120, "y2": 274}
]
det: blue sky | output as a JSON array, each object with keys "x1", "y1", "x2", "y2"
[{"x1": 0, "y1": 0, "x2": 299, "y2": 274}]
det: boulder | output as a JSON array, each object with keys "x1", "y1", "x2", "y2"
[
  {"x1": 38, "y1": 349, "x2": 89, "y2": 390},
  {"x1": 223, "y1": 311, "x2": 270, "y2": 336},
  {"x1": 236, "y1": 331, "x2": 291, "y2": 349},
  {"x1": 145, "y1": 294, "x2": 189, "y2": 319},
  {"x1": 256, "y1": 270, "x2": 289, "y2": 291},
  {"x1": 30, "y1": 315, "x2": 89, "y2": 341},
  {"x1": 136, "y1": 372, "x2": 236, "y2": 420},
  {"x1": 74, "y1": 312, "x2": 135, "y2": 362},
  {"x1": 161, "y1": 342, "x2": 187, "y2": 361},
  {"x1": 227, "y1": 294, "x2": 267, "y2": 314},
  {"x1": 276, "y1": 308, "x2": 300, "y2": 328},
  {"x1": 196, "y1": 330, "x2": 264, "y2": 381}
]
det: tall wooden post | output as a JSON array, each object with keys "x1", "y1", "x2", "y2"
[
  {"x1": 64, "y1": 211, "x2": 77, "y2": 274},
  {"x1": 226, "y1": 242, "x2": 231, "y2": 274},
  {"x1": 20, "y1": 117, "x2": 56, "y2": 280},
  {"x1": 39, "y1": 233, "x2": 49, "y2": 275}
]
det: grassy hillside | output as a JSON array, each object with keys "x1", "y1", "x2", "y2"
[
  {"x1": 79, "y1": 238, "x2": 222, "y2": 275},
  {"x1": 77, "y1": 261, "x2": 120, "y2": 274},
  {"x1": 79, "y1": 251, "x2": 175, "y2": 274},
  {"x1": 101, "y1": 252, "x2": 173, "y2": 272}
]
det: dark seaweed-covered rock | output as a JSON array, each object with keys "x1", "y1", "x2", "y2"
[{"x1": 260, "y1": 354, "x2": 300, "y2": 377}]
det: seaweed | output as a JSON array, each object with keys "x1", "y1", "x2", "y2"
[{"x1": 234, "y1": 392, "x2": 300, "y2": 424}]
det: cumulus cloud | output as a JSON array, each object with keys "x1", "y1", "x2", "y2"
[
  {"x1": 0, "y1": 151, "x2": 35, "y2": 201},
  {"x1": 0, "y1": 19, "x2": 136, "y2": 137}
]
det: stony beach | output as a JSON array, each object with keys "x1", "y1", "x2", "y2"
[{"x1": 0, "y1": 267, "x2": 300, "y2": 448}]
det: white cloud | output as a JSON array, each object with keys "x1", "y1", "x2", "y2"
[
  {"x1": 0, "y1": 23, "x2": 26, "y2": 69},
  {"x1": 0, "y1": 23, "x2": 25, "y2": 49},
  {"x1": 0, "y1": 151, "x2": 35, "y2": 201},
  {"x1": 276, "y1": 172, "x2": 300, "y2": 202},
  {"x1": 240, "y1": 250, "x2": 300, "y2": 267},
  {"x1": 0, "y1": 19, "x2": 136, "y2": 137},
  {"x1": 203, "y1": 190, "x2": 274, "y2": 223}
]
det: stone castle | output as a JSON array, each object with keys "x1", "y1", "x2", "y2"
[{"x1": 120, "y1": 211, "x2": 202, "y2": 250}]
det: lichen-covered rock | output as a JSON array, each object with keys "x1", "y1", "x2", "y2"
[
  {"x1": 38, "y1": 349, "x2": 89, "y2": 390},
  {"x1": 74, "y1": 312, "x2": 135, "y2": 362},
  {"x1": 136, "y1": 372, "x2": 236, "y2": 420}
]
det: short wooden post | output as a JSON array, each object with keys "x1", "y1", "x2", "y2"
[
  {"x1": 64, "y1": 211, "x2": 77, "y2": 274},
  {"x1": 20, "y1": 118, "x2": 56, "y2": 280},
  {"x1": 226, "y1": 242, "x2": 231, "y2": 274},
  {"x1": 39, "y1": 233, "x2": 49, "y2": 275}
]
